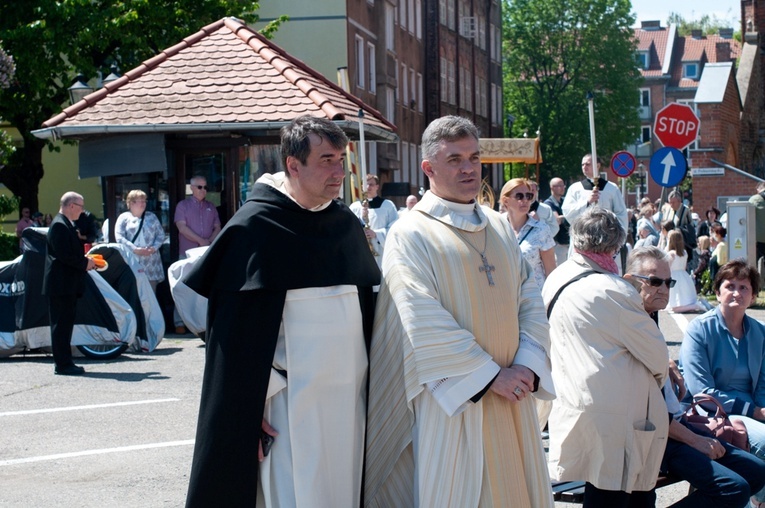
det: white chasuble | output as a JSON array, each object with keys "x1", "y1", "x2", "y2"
[
  {"x1": 257, "y1": 285, "x2": 366, "y2": 508},
  {"x1": 365, "y1": 192, "x2": 555, "y2": 508}
]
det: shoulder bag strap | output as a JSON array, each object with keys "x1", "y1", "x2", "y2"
[
  {"x1": 130, "y1": 212, "x2": 146, "y2": 244},
  {"x1": 546, "y1": 270, "x2": 598, "y2": 319}
]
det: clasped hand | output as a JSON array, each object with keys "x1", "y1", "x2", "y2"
[{"x1": 490, "y1": 364, "x2": 535, "y2": 402}]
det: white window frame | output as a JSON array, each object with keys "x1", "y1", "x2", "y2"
[
  {"x1": 415, "y1": 0, "x2": 422, "y2": 39},
  {"x1": 439, "y1": 0, "x2": 447, "y2": 26},
  {"x1": 636, "y1": 51, "x2": 649, "y2": 69},
  {"x1": 400, "y1": 0, "x2": 407, "y2": 31},
  {"x1": 386, "y1": 87, "x2": 395, "y2": 121},
  {"x1": 402, "y1": 63, "x2": 408, "y2": 105},
  {"x1": 447, "y1": 0, "x2": 456, "y2": 30},
  {"x1": 417, "y1": 72, "x2": 423, "y2": 113},
  {"x1": 440, "y1": 57, "x2": 448, "y2": 102},
  {"x1": 408, "y1": 0, "x2": 415, "y2": 34},
  {"x1": 683, "y1": 62, "x2": 699, "y2": 79},
  {"x1": 490, "y1": 25, "x2": 496, "y2": 60},
  {"x1": 448, "y1": 61, "x2": 456, "y2": 104},
  {"x1": 394, "y1": 59, "x2": 400, "y2": 102},
  {"x1": 639, "y1": 88, "x2": 650, "y2": 107},
  {"x1": 402, "y1": 141, "x2": 410, "y2": 180},
  {"x1": 410, "y1": 68, "x2": 416, "y2": 109},
  {"x1": 464, "y1": 68, "x2": 472, "y2": 111},
  {"x1": 367, "y1": 42, "x2": 376, "y2": 94},
  {"x1": 355, "y1": 35, "x2": 365, "y2": 90},
  {"x1": 478, "y1": 16, "x2": 486, "y2": 50},
  {"x1": 385, "y1": 3, "x2": 395, "y2": 51}
]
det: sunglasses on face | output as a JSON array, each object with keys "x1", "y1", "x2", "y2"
[
  {"x1": 511, "y1": 192, "x2": 535, "y2": 201},
  {"x1": 195, "y1": 185, "x2": 208, "y2": 190},
  {"x1": 630, "y1": 274, "x2": 676, "y2": 288}
]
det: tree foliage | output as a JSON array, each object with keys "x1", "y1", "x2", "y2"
[
  {"x1": 667, "y1": 11, "x2": 740, "y2": 38},
  {"x1": 503, "y1": 0, "x2": 641, "y2": 184},
  {"x1": 0, "y1": 1, "x2": 285, "y2": 213}
]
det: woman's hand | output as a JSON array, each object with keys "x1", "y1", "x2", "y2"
[{"x1": 689, "y1": 434, "x2": 725, "y2": 460}]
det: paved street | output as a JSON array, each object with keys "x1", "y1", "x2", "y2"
[
  {"x1": 0, "y1": 307, "x2": 762, "y2": 507},
  {"x1": 0, "y1": 336, "x2": 204, "y2": 507}
]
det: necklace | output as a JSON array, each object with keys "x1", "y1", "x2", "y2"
[{"x1": 453, "y1": 227, "x2": 495, "y2": 286}]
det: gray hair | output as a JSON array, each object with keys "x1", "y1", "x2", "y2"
[
  {"x1": 280, "y1": 116, "x2": 348, "y2": 172},
  {"x1": 190, "y1": 175, "x2": 207, "y2": 186},
  {"x1": 668, "y1": 190, "x2": 682, "y2": 201},
  {"x1": 421, "y1": 115, "x2": 480, "y2": 160},
  {"x1": 625, "y1": 246, "x2": 668, "y2": 276},
  {"x1": 60, "y1": 191, "x2": 83, "y2": 208},
  {"x1": 570, "y1": 207, "x2": 626, "y2": 254}
]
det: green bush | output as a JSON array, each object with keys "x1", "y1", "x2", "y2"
[{"x1": 0, "y1": 232, "x2": 18, "y2": 261}]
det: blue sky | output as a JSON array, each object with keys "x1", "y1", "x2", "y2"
[{"x1": 631, "y1": 0, "x2": 740, "y2": 28}]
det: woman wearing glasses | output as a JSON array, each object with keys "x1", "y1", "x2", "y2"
[
  {"x1": 499, "y1": 178, "x2": 556, "y2": 289},
  {"x1": 542, "y1": 208, "x2": 669, "y2": 507},
  {"x1": 681, "y1": 259, "x2": 765, "y2": 507}
]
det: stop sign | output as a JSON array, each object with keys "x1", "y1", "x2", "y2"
[{"x1": 653, "y1": 103, "x2": 700, "y2": 151}]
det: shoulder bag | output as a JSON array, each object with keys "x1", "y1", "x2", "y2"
[{"x1": 685, "y1": 393, "x2": 749, "y2": 451}]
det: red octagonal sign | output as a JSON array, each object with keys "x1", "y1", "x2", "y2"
[{"x1": 653, "y1": 102, "x2": 700, "y2": 151}]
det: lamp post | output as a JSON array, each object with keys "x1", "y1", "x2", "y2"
[{"x1": 67, "y1": 74, "x2": 93, "y2": 105}]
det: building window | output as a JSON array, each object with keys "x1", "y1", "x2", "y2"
[
  {"x1": 385, "y1": 3, "x2": 395, "y2": 51},
  {"x1": 490, "y1": 25, "x2": 496, "y2": 60},
  {"x1": 415, "y1": 0, "x2": 422, "y2": 39},
  {"x1": 635, "y1": 51, "x2": 649, "y2": 69},
  {"x1": 355, "y1": 36, "x2": 365, "y2": 90},
  {"x1": 402, "y1": 63, "x2": 408, "y2": 105},
  {"x1": 475, "y1": 79, "x2": 481, "y2": 116},
  {"x1": 410, "y1": 68, "x2": 416, "y2": 109},
  {"x1": 481, "y1": 84, "x2": 487, "y2": 117},
  {"x1": 447, "y1": 0, "x2": 456, "y2": 30},
  {"x1": 440, "y1": 57, "x2": 448, "y2": 102},
  {"x1": 394, "y1": 59, "x2": 399, "y2": 102},
  {"x1": 639, "y1": 88, "x2": 650, "y2": 107},
  {"x1": 439, "y1": 0, "x2": 447, "y2": 26},
  {"x1": 400, "y1": 0, "x2": 407, "y2": 31},
  {"x1": 402, "y1": 141, "x2": 410, "y2": 179},
  {"x1": 448, "y1": 61, "x2": 456, "y2": 104},
  {"x1": 408, "y1": 0, "x2": 415, "y2": 34},
  {"x1": 683, "y1": 62, "x2": 699, "y2": 79},
  {"x1": 464, "y1": 68, "x2": 472, "y2": 112},
  {"x1": 367, "y1": 43, "x2": 376, "y2": 94},
  {"x1": 478, "y1": 15, "x2": 486, "y2": 50},
  {"x1": 641, "y1": 125, "x2": 651, "y2": 143},
  {"x1": 458, "y1": 67, "x2": 465, "y2": 109},
  {"x1": 386, "y1": 87, "x2": 395, "y2": 121},
  {"x1": 417, "y1": 72, "x2": 423, "y2": 113}
]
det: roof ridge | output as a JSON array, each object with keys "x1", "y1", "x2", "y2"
[
  {"x1": 223, "y1": 17, "x2": 394, "y2": 130},
  {"x1": 44, "y1": 19, "x2": 227, "y2": 128}
]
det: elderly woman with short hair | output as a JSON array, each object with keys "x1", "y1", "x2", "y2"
[
  {"x1": 115, "y1": 189, "x2": 166, "y2": 292},
  {"x1": 542, "y1": 208, "x2": 669, "y2": 508}
]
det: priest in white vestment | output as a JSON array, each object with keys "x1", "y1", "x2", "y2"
[{"x1": 365, "y1": 116, "x2": 555, "y2": 508}]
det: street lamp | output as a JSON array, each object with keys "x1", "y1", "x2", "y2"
[
  {"x1": 68, "y1": 74, "x2": 93, "y2": 105},
  {"x1": 102, "y1": 64, "x2": 120, "y2": 87}
]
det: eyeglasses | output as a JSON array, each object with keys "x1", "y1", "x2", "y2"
[
  {"x1": 630, "y1": 274, "x2": 676, "y2": 288},
  {"x1": 195, "y1": 185, "x2": 208, "y2": 191},
  {"x1": 511, "y1": 192, "x2": 535, "y2": 201},
  {"x1": 71, "y1": 202, "x2": 84, "y2": 208}
]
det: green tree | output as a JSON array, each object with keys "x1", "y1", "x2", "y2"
[
  {"x1": 667, "y1": 11, "x2": 740, "y2": 38},
  {"x1": 0, "y1": 1, "x2": 285, "y2": 214},
  {"x1": 503, "y1": 0, "x2": 641, "y2": 183}
]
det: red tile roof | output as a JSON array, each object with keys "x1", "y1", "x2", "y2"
[
  {"x1": 670, "y1": 34, "x2": 741, "y2": 89},
  {"x1": 39, "y1": 17, "x2": 395, "y2": 139},
  {"x1": 634, "y1": 27, "x2": 670, "y2": 74}
]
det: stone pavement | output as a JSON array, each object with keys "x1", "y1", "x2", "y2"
[{"x1": 553, "y1": 305, "x2": 765, "y2": 507}]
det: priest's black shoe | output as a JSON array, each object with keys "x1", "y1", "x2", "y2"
[{"x1": 55, "y1": 364, "x2": 85, "y2": 376}]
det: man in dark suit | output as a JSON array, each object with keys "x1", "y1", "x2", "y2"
[{"x1": 43, "y1": 192, "x2": 96, "y2": 375}]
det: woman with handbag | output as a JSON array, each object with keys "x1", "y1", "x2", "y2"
[
  {"x1": 115, "y1": 189, "x2": 166, "y2": 292},
  {"x1": 627, "y1": 249, "x2": 765, "y2": 507},
  {"x1": 542, "y1": 208, "x2": 669, "y2": 507},
  {"x1": 681, "y1": 259, "x2": 765, "y2": 507}
]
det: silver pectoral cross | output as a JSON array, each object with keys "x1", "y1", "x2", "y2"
[{"x1": 479, "y1": 254, "x2": 495, "y2": 286}]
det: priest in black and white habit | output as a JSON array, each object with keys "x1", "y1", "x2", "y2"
[{"x1": 183, "y1": 116, "x2": 379, "y2": 508}]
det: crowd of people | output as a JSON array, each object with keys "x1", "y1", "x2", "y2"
[{"x1": 23, "y1": 112, "x2": 765, "y2": 507}]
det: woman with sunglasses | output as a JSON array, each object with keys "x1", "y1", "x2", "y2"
[
  {"x1": 499, "y1": 178, "x2": 556, "y2": 289},
  {"x1": 665, "y1": 229, "x2": 700, "y2": 313},
  {"x1": 681, "y1": 259, "x2": 765, "y2": 508}
]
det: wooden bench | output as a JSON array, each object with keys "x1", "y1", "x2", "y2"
[{"x1": 552, "y1": 475, "x2": 683, "y2": 503}]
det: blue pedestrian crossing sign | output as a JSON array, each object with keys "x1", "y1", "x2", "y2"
[
  {"x1": 610, "y1": 151, "x2": 637, "y2": 178},
  {"x1": 649, "y1": 147, "x2": 687, "y2": 188}
]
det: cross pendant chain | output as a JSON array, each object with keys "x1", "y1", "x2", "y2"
[{"x1": 478, "y1": 254, "x2": 496, "y2": 286}]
